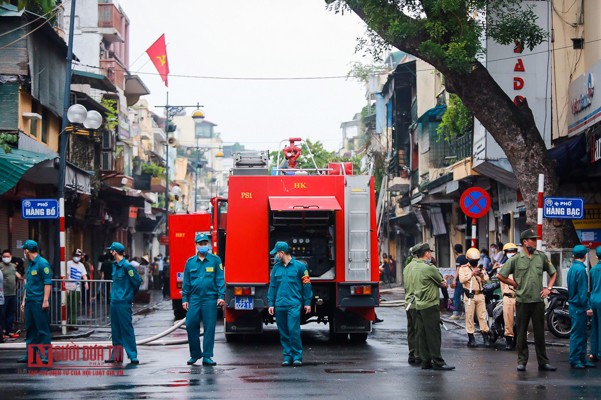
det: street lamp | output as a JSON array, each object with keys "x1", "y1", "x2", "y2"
[
  {"x1": 57, "y1": 103, "x2": 102, "y2": 334},
  {"x1": 155, "y1": 101, "x2": 203, "y2": 252}
]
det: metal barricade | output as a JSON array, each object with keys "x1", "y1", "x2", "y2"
[{"x1": 15, "y1": 279, "x2": 113, "y2": 328}]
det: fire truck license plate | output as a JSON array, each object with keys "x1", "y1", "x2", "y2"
[{"x1": 234, "y1": 296, "x2": 253, "y2": 310}]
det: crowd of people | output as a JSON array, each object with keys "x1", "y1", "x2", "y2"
[{"x1": 403, "y1": 228, "x2": 601, "y2": 372}]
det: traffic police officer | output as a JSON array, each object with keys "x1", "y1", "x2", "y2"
[
  {"x1": 104, "y1": 242, "x2": 142, "y2": 365},
  {"x1": 182, "y1": 233, "x2": 225, "y2": 366},
  {"x1": 412, "y1": 243, "x2": 455, "y2": 371},
  {"x1": 267, "y1": 241, "x2": 313, "y2": 367},
  {"x1": 18, "y1": 240, "x2": 52, "y2": 364},
  {"x1": 567, "y1": 245, "x2": 595, "y2": 369},
  {"x1": 497, "y1": 229, "x2": 557, "y2": 372},
  {"x1": 590, "y1": 246, "x2": 601, "y2": 362},
  {"x1": 459, "y1": 248, "x2": 491, "y2": 348},
  {"x1": 500, "y1": 243, "x2": 518, "y2": 350}
]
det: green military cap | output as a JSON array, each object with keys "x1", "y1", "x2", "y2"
[
  {"x1": 417, "y1": 243, "x2": 434, "y2": 253},
  {"x1": 520, "y1": 229, "x2": 538, "y2": 241}
]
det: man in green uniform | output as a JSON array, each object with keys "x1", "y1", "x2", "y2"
[
  {"x1": 590, "y1": 246, "x2": 601, "y2": 362},
  {"x1": 267, "y1": 241, "x2": 313, "y2": 367},
  {"x1": 17, "y1": 240, "x2": 52, "y2": 364},
  {"x1": 403, "y1": 244, "x2": 421, "y2": 365},
  {"x1": 104, "y1": 242, "x2": 142, "y2": 365},
  {"x1": 182, "y1": 233, "x2": 225, "y2": 366},
  {"x1": 497, "y1": 229, "x2": 557, "y2": 372},
  {"x1": 412, "y1": 243, "x2": 455, "y2": 371}
]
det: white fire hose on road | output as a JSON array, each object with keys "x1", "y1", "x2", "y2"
[{"x1": 0, "y1": 318, "x2": 198, "y2": 350}]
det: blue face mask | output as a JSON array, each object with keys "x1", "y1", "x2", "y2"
[{"x1": 197, "y1": 245, "x2": 210, "y2": 255}]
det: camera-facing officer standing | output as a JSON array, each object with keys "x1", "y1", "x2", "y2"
[
  {"x1": 497, "y1": 229, "x2": 557, "y2": 372},
  {"x1": 459, "y1": 248, "x2": 491, "y2": 348},
  {"x1": 182, "y1": 233, "x2": 225, "y2": 366}
]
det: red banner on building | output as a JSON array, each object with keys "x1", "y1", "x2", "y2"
[{"x1": 146, "y1": 34, "x2": 169, "y2": 87}]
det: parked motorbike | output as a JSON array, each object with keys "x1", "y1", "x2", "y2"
[
  {"x1": 483, "y1": 280, "x2": 510, "y2": 343},
  {"x1": 546, "y1": 287, "x2": 571, "y2": 339}
]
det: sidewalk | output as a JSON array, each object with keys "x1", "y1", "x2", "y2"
[{"x1": 3, "y1": 289, "x2": 169, "y2": 344}]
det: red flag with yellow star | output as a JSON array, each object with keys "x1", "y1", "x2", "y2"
[{"x1": 146, "y1": 34, "x2": 169, "y2": 87}]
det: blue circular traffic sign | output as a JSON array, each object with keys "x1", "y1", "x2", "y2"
[{"x1": 460, "y1": 187, "x2": 491, "y2": 219}]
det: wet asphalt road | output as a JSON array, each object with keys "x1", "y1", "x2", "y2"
[{"x1": 0, "y1": 289, "x2": 600, "y2": 400}]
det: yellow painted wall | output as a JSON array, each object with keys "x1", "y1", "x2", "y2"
[{"x1": 18, "y1": 90, "x2": 60, "y2": 152}]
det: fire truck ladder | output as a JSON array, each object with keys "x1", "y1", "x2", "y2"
[{"x1": 345, "y1": 175, "x2": 371, "y2": 281}]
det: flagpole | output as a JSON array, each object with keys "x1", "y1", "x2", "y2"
[{"x1": 164, "y1": 91, "x2": 170, "y2": 256}]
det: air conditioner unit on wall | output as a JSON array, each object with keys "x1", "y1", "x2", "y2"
[{"x1": 100, "y1": 151, "x2": 114, "y2": 171}]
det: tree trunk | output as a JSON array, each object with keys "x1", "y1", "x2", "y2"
[{"x1": 439, "y1": 63, "x2": 578, "y2": 249}]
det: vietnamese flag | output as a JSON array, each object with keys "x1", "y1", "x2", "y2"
[{"x1": 146, "y1": 34, "x2": 169, "y2": 87}]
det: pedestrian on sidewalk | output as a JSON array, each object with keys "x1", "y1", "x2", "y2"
[
  {"x1": 267, "y1": 241, "x2": 313, "y2": 367},
  {"x1": 499, "y1": 243, "x2": 518, "y2": 350},
  {"x1": 450, "y1": 244, "x2": 465, "y2": 320},
  {"x1": 413, "y1": 243, "x2": 455, "y2": 371},
  {"x1": 459, "y1": 249, "x2": 491, "y2": 348},
  {"x1": 182, "y1": 233, "x2": 225, "y2": 366},
  {"x1": 1, "y1": 249, "x2": 23, "y2": 337},
  {"x1": 18, "y1": 240, "x2": 52, "y2": 364},
  {"x1": 66, "y1": 249, "x2": 88, "y2": 325},
  {"x1": 590, "y1": 246, "x2": 601, "y2": 363},
  {"x1": 497, "y1": 229, "x2": 558, "y2": 372},
  {"x1": 104, "y1": 242, "x2": 142, "y2": 365},
  {"x1": 567, "y1": 245, "x2": 595, "y2": 369}
]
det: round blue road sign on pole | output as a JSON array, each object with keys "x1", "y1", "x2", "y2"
[{"x1": 460, "y1": 187, "x2": 491, "y2": 219}]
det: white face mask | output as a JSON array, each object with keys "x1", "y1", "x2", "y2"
[
  {"x1": 73, "y1": 257, "x2": 81, "y2": 263},
  {"x1": 2, "y1": 257, "x2": 11, "y2": 264},
  {"x1": 506, "y1": 252, "x2": 515, "y2": 259}
]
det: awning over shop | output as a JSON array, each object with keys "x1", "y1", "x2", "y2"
[
  {"x1": 0, "y1": 148, "x2": 54, "y2": 195},
  {"x1": 268, "y1": 196, "x2": 341, "y2": 211},
  {"x1": 417, "y1": 105, "x2": 447, "y2": 123},
  {"x1": 21, "y1": 159, "x2": 92, "y2": 195},
  {"x1": 72, "y1": 69, "x2": 117, "y2": 92}
]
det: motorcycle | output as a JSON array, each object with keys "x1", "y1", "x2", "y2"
[
  {"x1": 483, "y1": 280, "x2": 511, "y2": 343},
  {"x1": 546, "y1": 287, "x2": 571, "y2": 339}
]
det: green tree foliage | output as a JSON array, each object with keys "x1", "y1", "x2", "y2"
[
  {"x1": 0, "y1": 133, "x2": 18, "y2": 153},
  {"x1": 436, "y1": 94, "x2": 472, "y2": 142},
  {"x1": 101, "y1": 99, "x2": 119, "y2": 132},
  {"x1": 14, "y1": 0, "x2": 56, "y2": 15},
  {"x1": 326, "y1": 0, "x2": 575, "y2": 247},
  {"x1": 141, "y1": 162, "x2": 165, "y2": 177}
]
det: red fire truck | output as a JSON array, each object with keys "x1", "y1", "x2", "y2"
[
  {"x1": 223, "y1": 139, "x2": 379, "y2": 342},
  {"x1": 168, "y1": 198, "x2": 228, "y2": 319}
]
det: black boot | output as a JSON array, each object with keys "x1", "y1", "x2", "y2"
[
  {"x1": 467, "y1": 333, "x2": 477, "y2": 348},
  {"x1": 505, "y1": 336, "x2": 515, "y2": 351},
  {"x1": 482, "y1": 332, "x2": 492, "y2": 348}
]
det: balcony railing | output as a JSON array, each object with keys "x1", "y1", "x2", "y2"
[
  {"x1": 100, "y1": 58, "x2": 125, "y2": 90},
  {"x1": 430, "y1": 130, "x2": 473, "y2": 168}
]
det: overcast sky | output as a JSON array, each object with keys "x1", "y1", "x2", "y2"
[{"x1": 116, "y1": 0, "x2": 370, "y2": 152}]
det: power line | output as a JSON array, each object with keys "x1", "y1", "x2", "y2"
[{"x1": 0, "y1": 0, "x2": 68, "y2": 40}]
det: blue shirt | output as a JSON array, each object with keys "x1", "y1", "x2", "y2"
[
  {"x1": 567, "y1": 260, "x2": 590, "y2": 309},
  {"x1": 25, "y1": 254, "x2": 52, "y2": 302},
  {"x1": 181, "y1": 253, "x2": 225, "y2": 303},
  {"x1": 267, "y1": 257, "x2": 313, "y2": 308},
  {"x1": 111, "y1": 258, "x2": 142, "y2": 303},
  {"x1": 590, "y1": 262, "x2": 601, "y2": 308}
]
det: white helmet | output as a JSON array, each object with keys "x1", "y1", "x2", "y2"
[{"x1": 466, "y1": 248, "x2": 481, "y2": 261}]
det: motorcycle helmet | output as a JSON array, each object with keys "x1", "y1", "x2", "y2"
[
  {"x1": 466, "y1": 248, "x2": 481, "y2": 267},
  {"x1": 503, "y1": 243, "x2": 518, "y2": 252}
]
